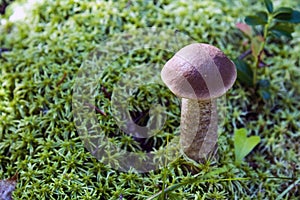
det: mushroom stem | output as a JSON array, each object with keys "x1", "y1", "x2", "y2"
[{"x1": 180, "y1": 98, "x2": 218, "y2": 162}]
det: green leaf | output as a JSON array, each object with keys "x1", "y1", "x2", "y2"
[
  {"x1": 256, "y1": 11, "x2": 268, "y2": 22},
  {"x1": 245, "y1": 15, "x2": 268, "y2": 26},
  {"x1": 290, "y1": 10, "x2": 300, "y2": 23},
  {"x1": 269, "y1": 23, "x2": 295, "y2": 39},
  {"x1": 273, "y1": 7, "x2": 300, "y2": 23},
  {"x1": 234, "y1": 128, "x2": 261, "y2": 165},
  {"x1": 233, "y1": 59, "x2": 253, "y2": 87},
  {"x1": 264, "y1": 0, "x2": 273, "y2": 13},
  {"x1": 251, "y1": 36, "x2": 264, "y2": 58},
  {"x1": 274, "y1": 7, "x2": 293, "y2": 16},
  {"x1": 258, "y1": 79, "x2": 270, "y2": 88},
  {"x1": 258, "y1": 79, "x2": 271, "y2": 101},
  {"x1": 259, "y1": 89, "x2": 271, "y2": 100},
  {"x1": 270, "y1": 29, "x2": 292, "y2": 39}
]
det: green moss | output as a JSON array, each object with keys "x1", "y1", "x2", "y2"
[{"x1": 0, "y1": 0, "x2": 300, "y2": 199}]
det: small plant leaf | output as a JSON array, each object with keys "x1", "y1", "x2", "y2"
[
  {"x1": 290, "y1": 10, "x2": 300, "y2": 23},
  {"x1": 270, "y1": 29, "x2": 292, "y2": 39},
  {"x1": 259, "y1": 89, "x2": 271, "y2": 100},
  {"x1": 245, "y1": 15, "x2": 268, "y2": 26},
  {"x1": 236, "y1": 22, "x2": 252, "y2": 37},
  {"x1": 270, "y1": 23, "x2": 294, "y2": 34},
  {"x1": 233, "y1": 58, "x2": 253, "y2": 87},
  {"x1": 256, "y1": 11, "x2": 268, "y2": 22},
  {"x1": 258, "y1": 79, "x2": 270, "y2": 88},
  {"x1": 234, "y1": 128, "x2": 260, "y2": 165},
  {"x1": 264, "y1": 0, "x2": 273, "y2": 13},
  {"x1": 258, "y1": 79, "x2": 271, "y2": 100},
  {"x1": 270, "y1": 23, "x2": 294, "y2": 39},
  {"x1": 251, "y1": 36, "x2": 264, "y2": 58},
  {"x1": 273, "y1": 7, "x2": 300, "y2": 23},
  {"x1": 274, "y1": 7, "x2": 293, "y2": 16}
]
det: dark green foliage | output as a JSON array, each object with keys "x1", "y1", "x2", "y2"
[
  {"x1": 269, "y1": 23, "x2": 295, "y2": 39},
  {"x1": 233, "y1": 58, "x2": 254, "y2": 87},
  {"x1": 236, "y1": 0, "x2": 300, "y2": 100},
  {"x1": 245, "y1": 12, "x2": 268, "y2": 26},
  {"x1": 273, "y1": 7, "x2": 300, "y2": 23},
  {"x1": 264, "y1": 0, "x2": 274, "y2": 13}
]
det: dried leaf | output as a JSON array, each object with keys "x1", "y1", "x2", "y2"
[
  {"x1": 0, "y1": 173, "x2": 18, "y2": 200},
  {"x1": 236, "y1": 22, "x2": 252, "y2": 37}
]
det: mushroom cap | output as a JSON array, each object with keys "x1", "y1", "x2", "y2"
[{"x1": 161, "y1": 43, "x2": 237, "y2": 101}]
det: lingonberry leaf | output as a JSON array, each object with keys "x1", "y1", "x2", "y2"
[
  {"x1": 290, "y1": 10, "x2": 300, "y2": 23},
  {"x1": 251, "y1": 36, "x2": 264, "y2": 58},
  {"x1": 233, "y1": 58, "x2": 254, "y2": 87},
  {"x1": 256, "y1": 11, "x2": 268, "y2": 23},
  {"x1": 258, "y1": 79, "x2": 271, "y2": 100},
  {"x1": 270, "y1": 23, "x2": 294, "y2": 39},
  {"x1": 245, "y1": 15, "x2": 268, "y2": 26},
  {"x1": 264, "y1": 0, "x2": 273, "y2": 13},
  {"x1": 259, "y1": 89, "x2": 271, "y2": 100},
  {"x1": 274, "y1": 7, "x2": 293, "y2": 17},
  {"x1": 273, "y1": 7, "x2": 300, "y2": 23}
]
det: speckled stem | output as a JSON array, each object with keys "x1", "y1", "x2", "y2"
[{"x1": 180, "y1": 98, "x2": 218, "y2": 162}]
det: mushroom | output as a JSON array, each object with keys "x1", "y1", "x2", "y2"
[{"x1": 161, "y1": 43, "x2": 236, "y2": 162}]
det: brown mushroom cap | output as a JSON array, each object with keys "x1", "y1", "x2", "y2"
[{"x1": 161, "y1": 43, "x2": 237, "y2": 101}]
